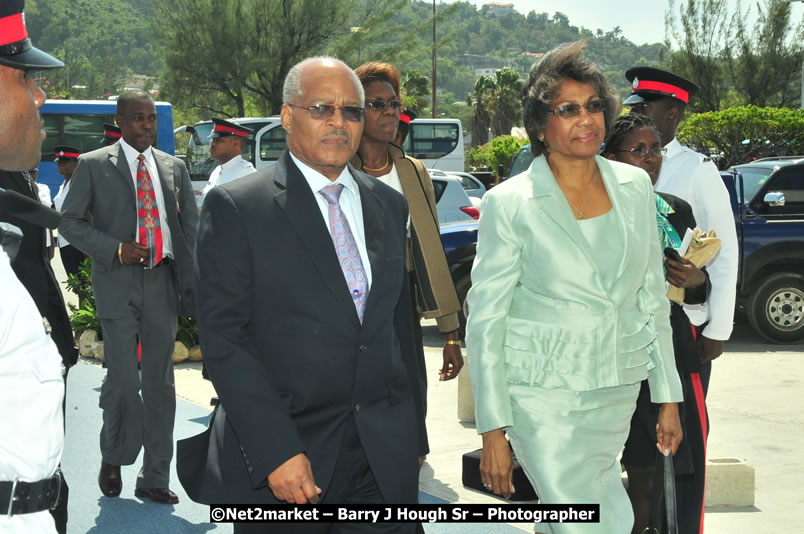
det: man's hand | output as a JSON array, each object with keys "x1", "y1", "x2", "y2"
[
  {"x1": 439, "y1": 331, "x2": 463, "y2": 381},
  {"x1": 698, "y1": 335, "x2": 724, "y2": 364},
  {"x1": 665, "y1": 256, "x2": 706, "y2": 289},
  {"x1": 267, "y1": 453, "x2": 321, "y2": 504},
  {"x1": 119, "y1": 241, "x2": 148, "y2": 264}
]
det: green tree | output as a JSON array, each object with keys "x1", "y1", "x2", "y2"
[
  {"x1": 489, "y1": 67, "x2": 523, "y2": 137},
  {"x1": 402, "y1": 70, "x2": 431, "y2": 115},
  {"x1": 469, "y1": 75, "x2": 495, "y2": 147},
  {"x1": 678, "y1": 106, "x2": 804, "y2": 166},
  {"x1": 664, "y1": 0, "x2": 732, "y2": 111},
  {"x1": 725, "y1": 0, "x2": 804, "y2": 108},
  {"x1": 152, "y1": 0, "x2": 402, "y2": 116}
]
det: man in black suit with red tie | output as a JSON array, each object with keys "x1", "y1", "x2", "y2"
[{"x1": 183, "y1": 56, "x2": 427, "y2": 533}]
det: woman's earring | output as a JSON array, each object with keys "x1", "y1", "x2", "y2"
[{"x1": 538, "y1": 135, "x2": 544, "y2": 142}]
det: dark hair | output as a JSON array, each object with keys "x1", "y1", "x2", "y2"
[
  {"x1": 354, "y1": 61, "x2": 402, "y2": 99},
  {"x1": 521, "y1": 41, "x2": 621, "y2": 157},
  {"x1": 116, "y1": 90, "x2": 152, "y2": 116},
  {"x1": 600, "y1": 114, "x2": 661, "y2": 156}
]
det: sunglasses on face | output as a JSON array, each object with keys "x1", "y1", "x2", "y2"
[
  {"x1": 288, "y1": 104, "x2": 364, "y2": 122},
  {"x1": 549, "y1": 99, "x2": 606, "y2": 119},
  {"x1": 366, "y1": 100, "x2": 403, "y2": 112},
  {"x1": 615, "y1": 144, "x2": 667, "y2": 158}
]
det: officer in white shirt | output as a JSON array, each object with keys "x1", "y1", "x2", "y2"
[
  {"x1": 200, "y1": 118, "x2": 255, "y2": 205},
  {"x1": 0, "y1": 1, "x2": 68, "y2": 531},
  {"x1": 625, "y1": 66, "x2": 739, "y2": 396},
  {"x1": 51, "y1": 146, "x2": 85, "y2": 279}
]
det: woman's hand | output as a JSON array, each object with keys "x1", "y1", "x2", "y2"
[
  {"x1": 665, "y1": 256, "x2": 706, "y2": 289},
  {"x1": 480, "y1": 428, "x2": 515, "y2": 499},
  {"x1": 656, "y1": 403, "x2": 683, "y2": 456}
]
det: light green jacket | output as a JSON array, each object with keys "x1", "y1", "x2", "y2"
[{"x1": 466, "y1": 155, "x2": 682, "y2": 434}]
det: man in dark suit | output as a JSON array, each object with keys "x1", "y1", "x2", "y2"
[
  {"x1": 0, "y1": 169, "x2": 76, "y2": 371},
  {"x1": 186, "y1": 57, "x2": 427, "y2": 533},
  {"x1": 59, "y1": 89, "x2": 198, "y2": 505}
]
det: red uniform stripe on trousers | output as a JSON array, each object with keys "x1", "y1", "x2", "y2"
[{"x1": 690, "y1": 323, "x2": 707, "y2": 533}]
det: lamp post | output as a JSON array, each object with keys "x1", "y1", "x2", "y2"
[{"x1": 432, "y1": 0, "x2": 437, "y2": 118}]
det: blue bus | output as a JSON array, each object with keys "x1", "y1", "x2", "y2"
[{"x1": 38, "y1": 99, "x2": 175, "y2": 198}]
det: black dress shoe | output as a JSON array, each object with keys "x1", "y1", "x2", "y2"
[
  {"x1": 98, "y1": 461, "x2": 122, "y2": 497},
  {"x1": 135, "y1": 487, "x2": 179, "y2": 504}
]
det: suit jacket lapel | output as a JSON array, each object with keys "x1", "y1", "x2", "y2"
[
  {"x1": 9, "y1": 171, "x2": 37, "y2": 200},
  {"x1": 528, "y1": 156, "x2": 603, "y2": 281},
  {"x1": 153, "y1": 151, "x2": 179, "y2": 223},
  {"x1": 109, "y1": 144, "x2": 137, "y2": 198},
  {"x1": 597, "y1": 156, "x2": 634, "y2": 279},
  {"x1": 273, "y1": 153, "x2": 362, "y2": 326},
  {"x1": 352, "y1": 165, "x2": 386, "y2": 322}
]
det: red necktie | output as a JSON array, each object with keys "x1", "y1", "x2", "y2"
[{"x1": 136, "y1": 154, "x2": 163, "y2": 267}]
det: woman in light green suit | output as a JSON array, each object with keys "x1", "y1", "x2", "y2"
[{"x1": 466, "y1": 41, "x2": 684, "y2": 534}]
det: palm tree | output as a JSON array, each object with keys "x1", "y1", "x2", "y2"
[
  {"x1": 489, "y1": 67, "x2": 523, "y2": 137},
  {"x1": 470, "y1": 75, "x2": 494, "y2": 147}
]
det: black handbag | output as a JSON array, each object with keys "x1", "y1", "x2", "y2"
[
  {"x1": 461, "y1": 446, "x2": 537, "y2": 502},
  {"x1": 643, "y1": 452, "x2": 679, "y2": 534}
]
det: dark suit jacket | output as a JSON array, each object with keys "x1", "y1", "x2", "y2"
[
  {"x1": 58, "y1": 144, "x2": 198, "y2": 318},
  {"x1": 0, "y1": 170, "x2": 76, "y2": 366},
  {"x1": 181, "y1": 151, "x2": 427, "y2": 504}
]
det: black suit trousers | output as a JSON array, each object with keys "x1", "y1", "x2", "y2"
[{"x1": 233, "y1": 416, "x2": 416, "y2": 534}]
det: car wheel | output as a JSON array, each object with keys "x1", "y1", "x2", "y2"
[
  {"x1": 747, "y1": 272, "x2": 804, "y2": 344},
  {"x1": 455, "y1": 272, "x2": 472, "y2": 340}
]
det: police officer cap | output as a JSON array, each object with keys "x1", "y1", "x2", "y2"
[
  {"x1": 207, "y1": 118, "x2": 253, "y2": 140},
  {"x1": 624, "y1": 66, "x2": 699, "y2": 106},
  {"x1": 0, "y1": 0, "x2": 63, "y2": 71},
  {"x1": 53, "y1": 145, "x2": 80, "y2": 161},
  {"x1": 101, "y1": 123, "x2": 122, "y2": 144}
]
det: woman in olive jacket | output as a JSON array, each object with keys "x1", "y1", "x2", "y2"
[{"x1": 350, "y1": 62, "x2": 464, "y2": 413}]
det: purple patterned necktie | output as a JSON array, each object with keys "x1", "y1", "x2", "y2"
[{"x1": 319, "y1": 183, "x2": 368, "y2": 323}]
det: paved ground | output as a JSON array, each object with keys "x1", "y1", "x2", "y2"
[{"x1": 53, "y1": 253, "x2": 804, "y2": 533}]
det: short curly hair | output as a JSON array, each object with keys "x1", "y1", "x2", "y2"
[
  {"x1": 600, "y1": 114, "x2": 661, "y2": 156},
  {"x1": 521, "y1": 41, "x2": 621, "y2": 157},
  {"x1": 354, "y1": 61, "x2": 402, "y2": 99}
]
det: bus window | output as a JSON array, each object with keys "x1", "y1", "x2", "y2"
[
  {"x1": 408, "y1": 122, "x2": 459, "y2": 159},
  {"x1": 41, "y1": 114, "x2": 115, "y2": 161},
  {"x1": 259, "y1": 126, "x2": 287, "y2": 162},
  {"x1": 402, "y1": 119, "x2": 464, "y2": 171}
]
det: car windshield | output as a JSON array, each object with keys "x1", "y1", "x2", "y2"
[
  {"x1": 508, "y1": 146, "x2": 534, "y2": 179},
  {"x1": 739, "y1": 166, "x2": 775, "y2": 203}
]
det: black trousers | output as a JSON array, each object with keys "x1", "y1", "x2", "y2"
[
  {"x1": 59, "y1": 244, "x2": 85, "y2": 280},
  {"x1": 233, "y1": 416, "x2": 416, "y2": 534}
]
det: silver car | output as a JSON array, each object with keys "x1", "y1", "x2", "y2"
[{"x1": 430, "y1": 174, "x2": 481, "y2": 224}]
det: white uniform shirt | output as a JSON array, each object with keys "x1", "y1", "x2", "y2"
[
  {"x1": 289, "y1": 152, "x2": 372, "y2": 288},
  {"x1": 35, "y1": 183, "x2": 53, "y2": 248},
  {"x1": 654, "y1": 138, "x2": 739, "y2": 340},
  {"x1": 0, "y1": 248, "x2": 64, "y2": 534},
  {"x1": 201, "y1": 155, "x2": 256, "y2": 199},
  {"x1": 53, "y1": 181, "x2": 71, "y2": 247},
  {"x1": 119, "y1": 139, "x2": 174, "y2": 259}
]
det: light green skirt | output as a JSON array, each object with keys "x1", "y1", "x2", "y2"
[{"x1": 506, "y1": 382, "x2": 640, "y2": 534}]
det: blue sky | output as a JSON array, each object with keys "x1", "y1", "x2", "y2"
[{"x1": 452, "y1": 0, "x2": 803, "y2": 46}]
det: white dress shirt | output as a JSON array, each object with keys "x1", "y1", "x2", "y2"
[
  {"x1": 654, "y1": 138, "x2": 739, "y2": 340},
  {"x1": 53, "y1": 181, "x2": 71, "y2": 248},
  {"x1": 201, "y1": 155, "x2": 255, "y2": 198},
  {"x1": 375, "y1": 163, "x2": 411, "y2": 236},
  {"x1": 0, "y1": 248, "x2": 64, "y2": 534},
  {"x1": 119, "y1": 139, "x2": 174, "y2": 259},
  {"x1": 289, "y1": 152, "x2": 372, "y2": 288}
]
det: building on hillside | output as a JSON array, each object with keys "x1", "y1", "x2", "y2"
[{"x1": 483, "y1": 2, "x2": 514, "y2": 15}]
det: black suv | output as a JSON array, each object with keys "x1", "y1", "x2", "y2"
[{"x1": 726, "y1": 157, "x2": 804, "y2": 343}]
